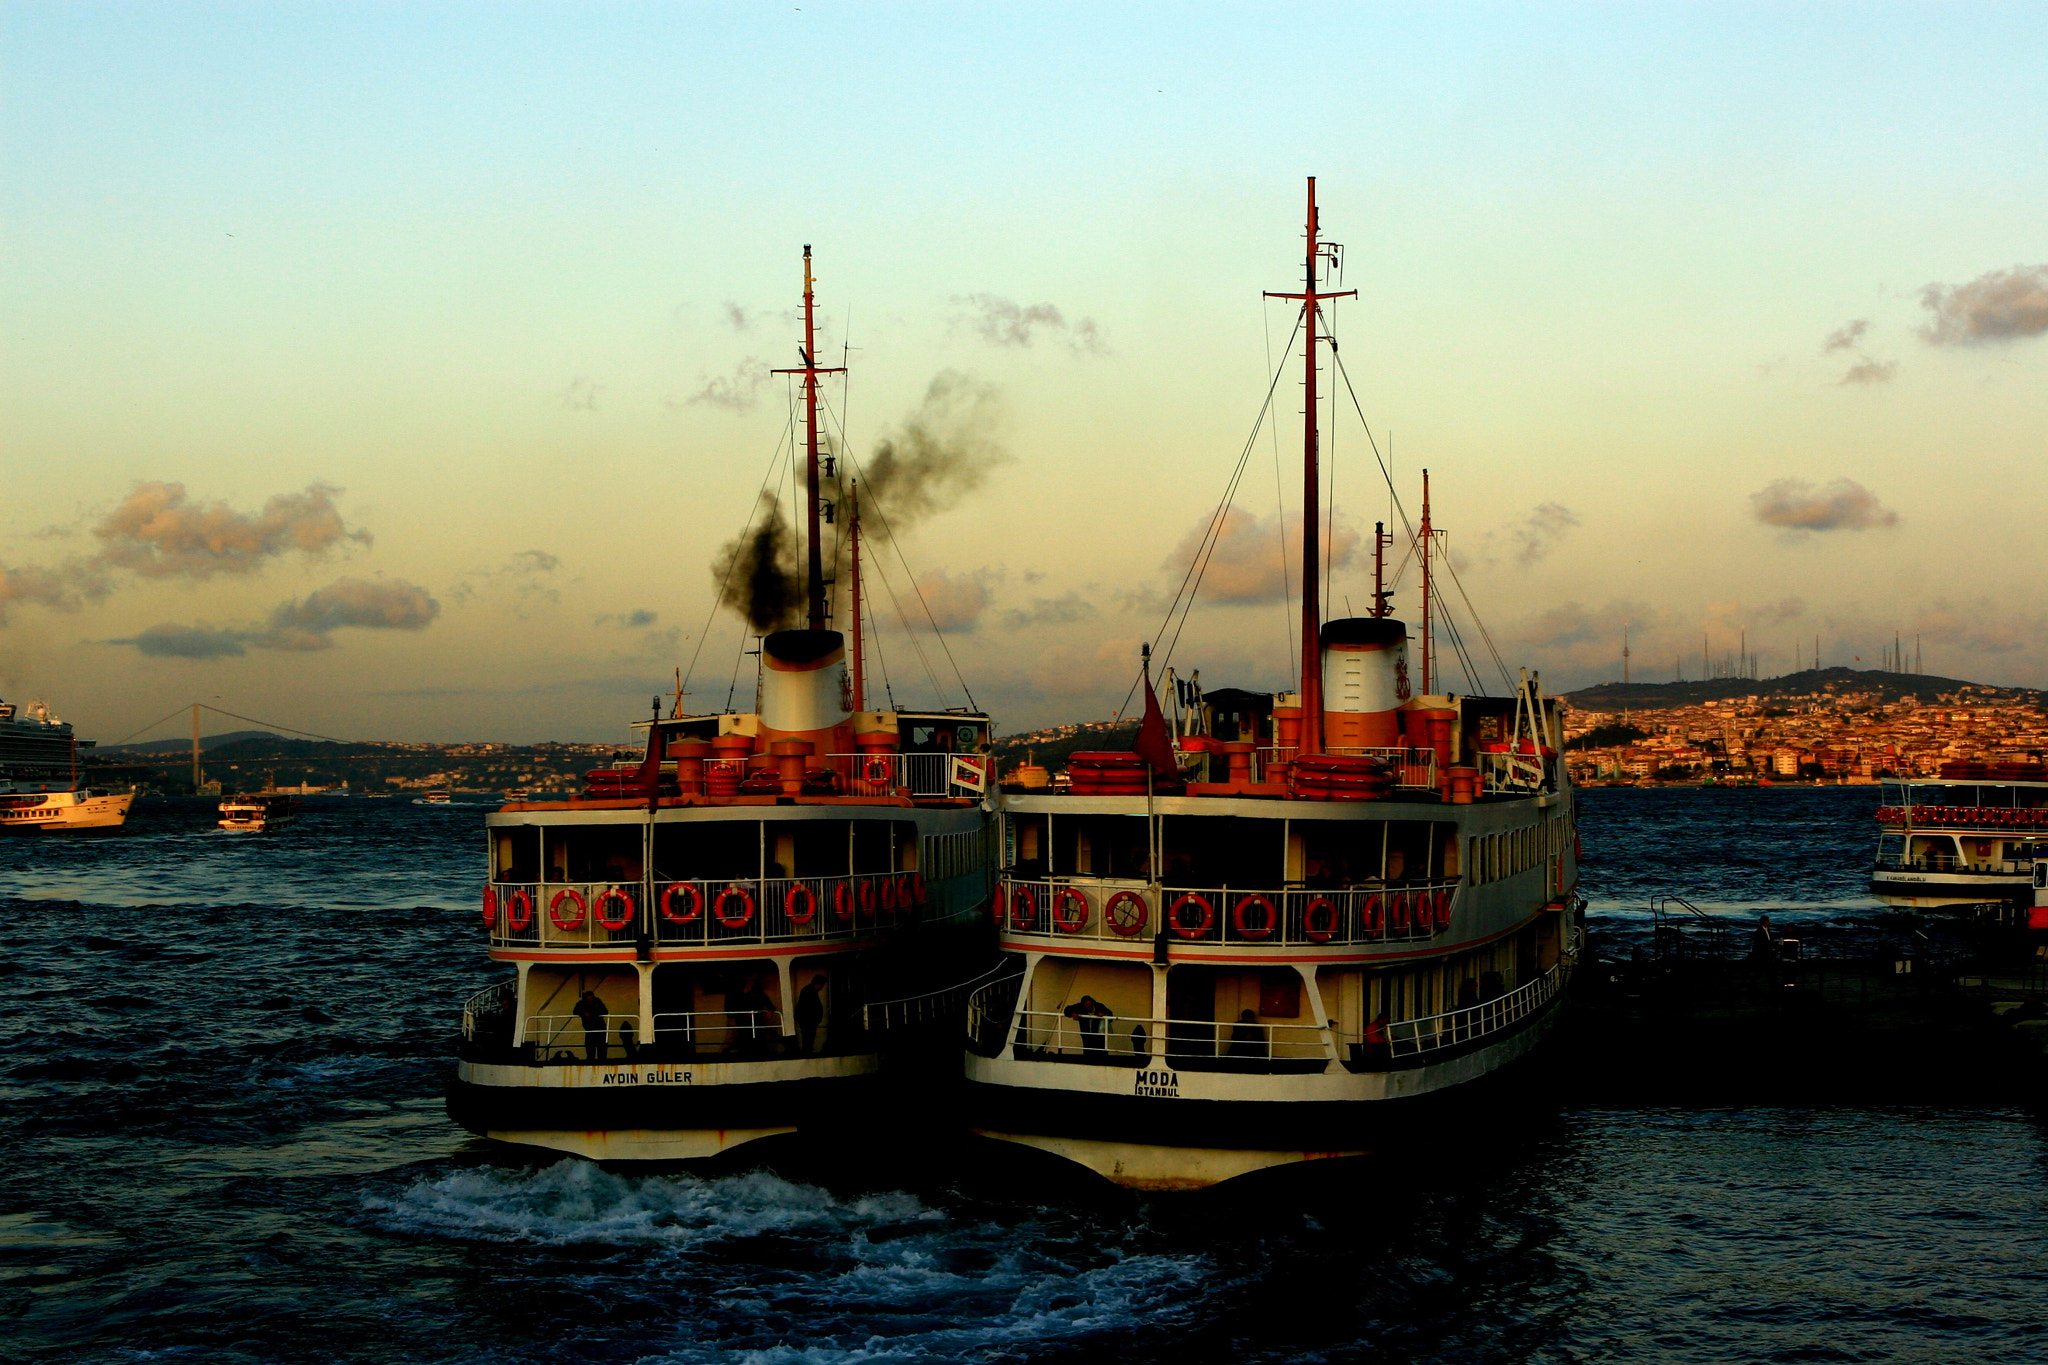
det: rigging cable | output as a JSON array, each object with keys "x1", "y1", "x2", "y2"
[{"x1": 1262, "y1": 297, "x2": 1295, "y2": 683}]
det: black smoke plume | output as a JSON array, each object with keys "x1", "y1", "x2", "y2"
[
  {"x1": 859, "y1": 371, "x2": 1006, "y2": 530},
  {"x1": 714, "y1": 496, "x2": 805, "y2": 633}
]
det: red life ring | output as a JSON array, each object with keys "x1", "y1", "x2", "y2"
[
  {"x1": 1052, "y1": 886, "x2": 1090, "y2": 934},
  {"x1": 785, "y1": 882, "x2": 819, "y2": 925},
  {"x1": 714, "y1": 884, "x2": 756, "y2": 928},
  {"x1": 1104, "y1": 890, "x2": 1148, "y2": 937},
  {"x1": 863, "y1": 755, "x2": 894, "y2": 785},
  {"x1": 1361, "y1": 893, "x2": 1384, "y2": 935},
  {"x1": 835, "y1": 881, "x2": 859, "y2": 922},
  {"x1": 1389, "y1": 890, "x2": 1412, "y2": 933},
  {"x1": 594, "y1": 886, "x2": 636, "y2": 931},
  {"x1": 1233, "y1": 894, "x2": 1277, "y2": 941},
  {"x1": 1302, "y1": 896, "x2": 1339, "y2": 943},
  {"x1": 660, "y1": 882, "x2": 704, "y2": 924},
  {"x1": 505, "y1": 888, "x2": 534, "y2": 931},
  {"x1": 880, "y1": 876, "x2": 900, "y2": 911},
  {"x1": 858, "y1": 878, "x2": 878, "y2": 919},
  {"x1": 1169, "y1": 892, "x2": 1215, "y2": 940},
  {"x1": 549, "y1": 887, "x2": 587, "y2": 931},
  {"x1": 481, "y1": 886, "x2": 499, "y2": 928},
  {"x1": 894, "y1": 874, "x2": 917, "y2": 912},
  {"x1": 1008, "y1": 883, "x2": 1038, "y2": 931},
  {"x1": 1433, "y1": 888, "x2": 1455, "y2": 931},
  {"x1": 987, "y1": 886, "x2": 1006, "y2": 924}
]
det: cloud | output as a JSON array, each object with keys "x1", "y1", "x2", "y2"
[
  {"x1": 914, "y1": 567, "x2": 995, "y2": 634},
  {"x1": 1001, "y1": 591, "x2": 1100, "y2": 630},
  {"x1": 1918, "y1": 265, "x2": 2048, "y2": 346},
  {"x1": 563, "y1": 377, "x2": 601, "y2": 411},
  {"x1": 1026, "y1": 637, "x2": 1143, "y2": 700},
  {"x1": 1909, "y1": 600, "x2": 2031, "y2": 655},
  {"x1": 112, "y1": 623, "x2": 247, "y2": 659},
  {"x1": 253, "y1": 577, "x2": 440, "y2": 651},
  {"x1": 1837, "y1": 360, "x2": 1897, "y2": 386},
  {"x1": 1508, "y1": 503, "x2": 1580, "y2": 567},
  {"x1": 1750, "y1": 478, "x2": 1898, "y2": 533},
  {"x1": 953, "y1": 295, "x2": 1107, "y2": 355},
  {"x1": 1822, "y1": 319, "x2": 1869, "y2": 353},
  {"x1": 448, "y1": 549, "x2": 561, "y2": 614},
  {"x1": 688, "y1": 358, "x2": 772, "y2": 411},
  {"x1": 1161, "y1": 506, "x2": 1359, "y2": 606},
  {"x1": 92, "y1": 481, "x2": 370, "y2": 579},
  {"x1": 0, "y1": 561, "x2": 101, "y2": 624},
  {"x1": 595, "y1": 609, "x2": 659, "y2": 629}
]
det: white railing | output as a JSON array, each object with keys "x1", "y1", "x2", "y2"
[
  {"x1": 1374, "y1": 964, "x2": 1563, "y2": 1060},
  {"x1": 863, "y1": 960, "x2": 1019, "y2": 1033},
  {"x1": 484, "y1": 872, "x2": 924, "y2": 949},
  {"x1": 523, "y1": 1008, "x2": 781, "y2": 1061},
  {"x1": 1247, "y1": 746, "x2": 1438, "y2": 789},
  {"x1": 824, "y1": 752, "x2": 989, "y2": 798},
  {"x1": 994, "y1": 877, "x2": 1460, "y2": 946},
  {"x1": 966, "y1": 969, "x2": 1026, "y2": 1055},
  {"x1": 651, "y1": 1009, "x2": 781, "y2": 1052},
  {"x1": 461, "y1": 978, "x2": 516, "y2": 1042},
  {"x1": 1012, "y1": 1009, "x2": 1330, "y2": 1064}
]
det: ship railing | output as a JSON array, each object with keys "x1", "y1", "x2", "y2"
[
  {"x1": 1011, "y1": 1009, "x2": 1330, "y2": 1069},
  {"x1": 520, "y1": 1009, "x2": 785, "y2": 1062},
  {"x1": 1342, "y1": 964, "x2": 1563, "y2": 1067},
  {"x1": 965, "y1": 968, "x2": 1027, "y2": 1055},
  {"x1": 1248, "y1": 746, "x2": 1437, "y2": 789},
  {"x1": 864, "y1": 959, "x2": 1020, "y2": 1034},
  {"x1": 823, "y1": 752, "x2": 988, "y2": 799},
  {"x1": 1874, "y1": 855, "x2": 2030, "y2": 874},
  {"x1": 484, "y1": 872, "x2": 921, "y2": 949},
  {"x1": 993, "y1": 876, "x2": 1459, "y2": 947},
  {"x1": 461, "y1": 978, "x2": 517, "y2": 1043}
]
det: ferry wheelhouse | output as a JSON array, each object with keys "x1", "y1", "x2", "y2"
[
  {"x1": 218, "y1": 793, "x2": 297, "y2": 832},
  {"x1": 1873, "y1": 760, "x2": 2046, "y2": 913},
  {"x1": 0, "y1": 696, "x2": 133, "y2": 833},
  {"x1": 962, "y1": 182, "x2": 1581, "y2": 1190},
  {"x1": 451, "y1": 248, "x2": 998, "y2": 1163}
]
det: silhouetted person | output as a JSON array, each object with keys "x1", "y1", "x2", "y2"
[
  {"x1": 617, "y1": 1016, "x2": 638, "y2": 1062},
  {"x1": 1362, "y1": 1011, "x2": 1391, "y2": 1064},
  {"x1": 739, "y1": 975, "x2": 779, "y2": 1053},
  {"x1": 1227, "y1": 1008, "x2": 1268, "y2": 1059},
  {"x1": 796, "y1": 973, "x2": 827, "y2": 1054},
  {"x1": 1063, "y1": 995, "x2": 1112, "y2": 1054},
  {"x1": 1751, "y1": 915, "x2": 1777, "y2": 962},
  {"x1": 572, "y1": 990, "x2": 608, "y2": 1062}
]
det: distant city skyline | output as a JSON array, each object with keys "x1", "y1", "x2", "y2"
[{"x1": 5, "y1": 3, "x2": 2046, "y2": 742}]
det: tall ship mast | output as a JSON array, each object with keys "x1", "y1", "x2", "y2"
[
  {"x1": 962, "y1": 182, "x2": 1581, "y2": 1190},
  {"x1": 451, "y1": 248, "x2": 997, "y2": 1162}
]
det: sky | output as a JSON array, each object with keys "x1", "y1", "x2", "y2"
[{"x1": 4, "y1": 2, "x2": 2046, "y2": 744}]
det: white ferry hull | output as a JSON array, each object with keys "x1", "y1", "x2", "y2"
[
  {"x1": 449, "y1": 1053, "x2": 881, "y2": 1162},
  {"x1": 963, "y1": 983, "x2": 1565, "y2": 1189},
  {"x1": 0, "y1": 789, "x2": 134, "y2": 832}
]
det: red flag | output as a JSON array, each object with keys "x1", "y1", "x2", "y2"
[{"x1": 1134, "y1": 672, "x2": 1178, "y2": 780}]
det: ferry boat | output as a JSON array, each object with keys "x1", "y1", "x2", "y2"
[
  {"x1": 0, "y1": 696, "x2": 133, "y2": 832},
  {"x1": 1872, "y1": 760, "x2": 2045, "y2": 912},
  {"x1": 961, "y1": 181, "x2": 1581, "y2": 1190},
  {"x1": 218, "y1": 792, "x2": 297, "y2": 832},
  {"x1": 450, "y1": 246, "x2": 998, "y2": 1163},
  {"x1": 417, "y1": 789, "x2": 453, "y2": 805}
]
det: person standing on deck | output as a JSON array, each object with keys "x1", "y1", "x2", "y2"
[
  {"x1": 572, "y1": 990, "x2": 608, "y2": 1063},
  {"x1": 795, "y1": 974, "x2": 827, "y2": 1054}
]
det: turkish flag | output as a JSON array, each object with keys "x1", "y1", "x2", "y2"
[{"x1": 1134, "y1": 673, "x2": 1178, "y2": 781}]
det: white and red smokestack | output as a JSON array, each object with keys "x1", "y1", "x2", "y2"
[{"x1": 1321, "y1": 616, "x2": 1411, "y2": 749}]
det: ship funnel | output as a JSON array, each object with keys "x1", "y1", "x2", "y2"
[
  {"x1": 1321, "y1": 617, "x2": 1410, "y2": 749},
  {"x1": 760, "y1": 629, "x2": 851, "y2": 738}
]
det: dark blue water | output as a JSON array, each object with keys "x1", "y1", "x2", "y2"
[{"x1": 4, "y1": 789, "x2": 2045, "y2": 1364}]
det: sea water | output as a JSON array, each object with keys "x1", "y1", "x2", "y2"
[{"x1": 3, "y1": 789, "x2": 2044, "y2": 1364}]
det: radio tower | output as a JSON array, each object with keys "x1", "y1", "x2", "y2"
[{"x1": 1623, "y1": 621, "x2": 1631, "y2": 685}]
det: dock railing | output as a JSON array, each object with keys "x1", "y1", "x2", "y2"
[{"x1": 994, "y1": 876, "x2": 1460, "y2": 947}]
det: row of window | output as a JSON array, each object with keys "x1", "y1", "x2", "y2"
[
  {"x1": 923, "y1": 826, "x2": 993, "y2": 883},
  {"x1": 1467, "y1": 815, "x2": 1570, "y2": 886}
]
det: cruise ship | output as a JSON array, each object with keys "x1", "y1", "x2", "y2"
[
  {"x1": 961, "y1": 182, "x2": 1581, "y2": 1190},
  {"x1": 450, "y1": 248, "x2": 998, "y2": 1162},
  {"x1": 0, "y1": 696, "x2": 133, "y2": 832},
  {"x1": 1872, "y1": 759, "x2": 2045, "y2": 913}
]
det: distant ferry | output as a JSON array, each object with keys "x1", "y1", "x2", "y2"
[
  {"x1": 218, "y1": 793, "x2": 297, "y2": 833},
  {"x1": 1873, "y1": 760, "x2": 2043, "y2": 913},
  {"x1": 0, "y1": 695, "x2": 134, "y2": 832},
  {"x1": 417, "y1": 789, "x2": 453, "y2": 805}
]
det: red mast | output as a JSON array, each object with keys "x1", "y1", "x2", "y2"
[
  {"x1": 1266, "y1": 178, "x2": 1354, "y2": 756},
  {"x1": 772, "y1": 245, "x2": 846, "y2": 632},
  {"x1": 1419, "y1": 469, "x2": 1433, "y2": 695}
]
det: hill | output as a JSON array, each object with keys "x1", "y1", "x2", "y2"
[
  {"x1": 990, "y1": 720, "x2": 1140, "y2": 774},
  {"x1": 100, "y1": 729, "x2": 280, "y2": 754},
  {"x1": 1563, "y1": 667, "x2": 2042, "y2": 713}
]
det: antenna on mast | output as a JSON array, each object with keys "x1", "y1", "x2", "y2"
[
  {"x1": 772, "y1": 245, "x2": 847, "y2": 632},
  {"x1": 1264, "y1": 177, "x2": 1355, "y2": 756},
  {"x1": 1371, "y1": 521, "x2": 1392, "y2": 617}
]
